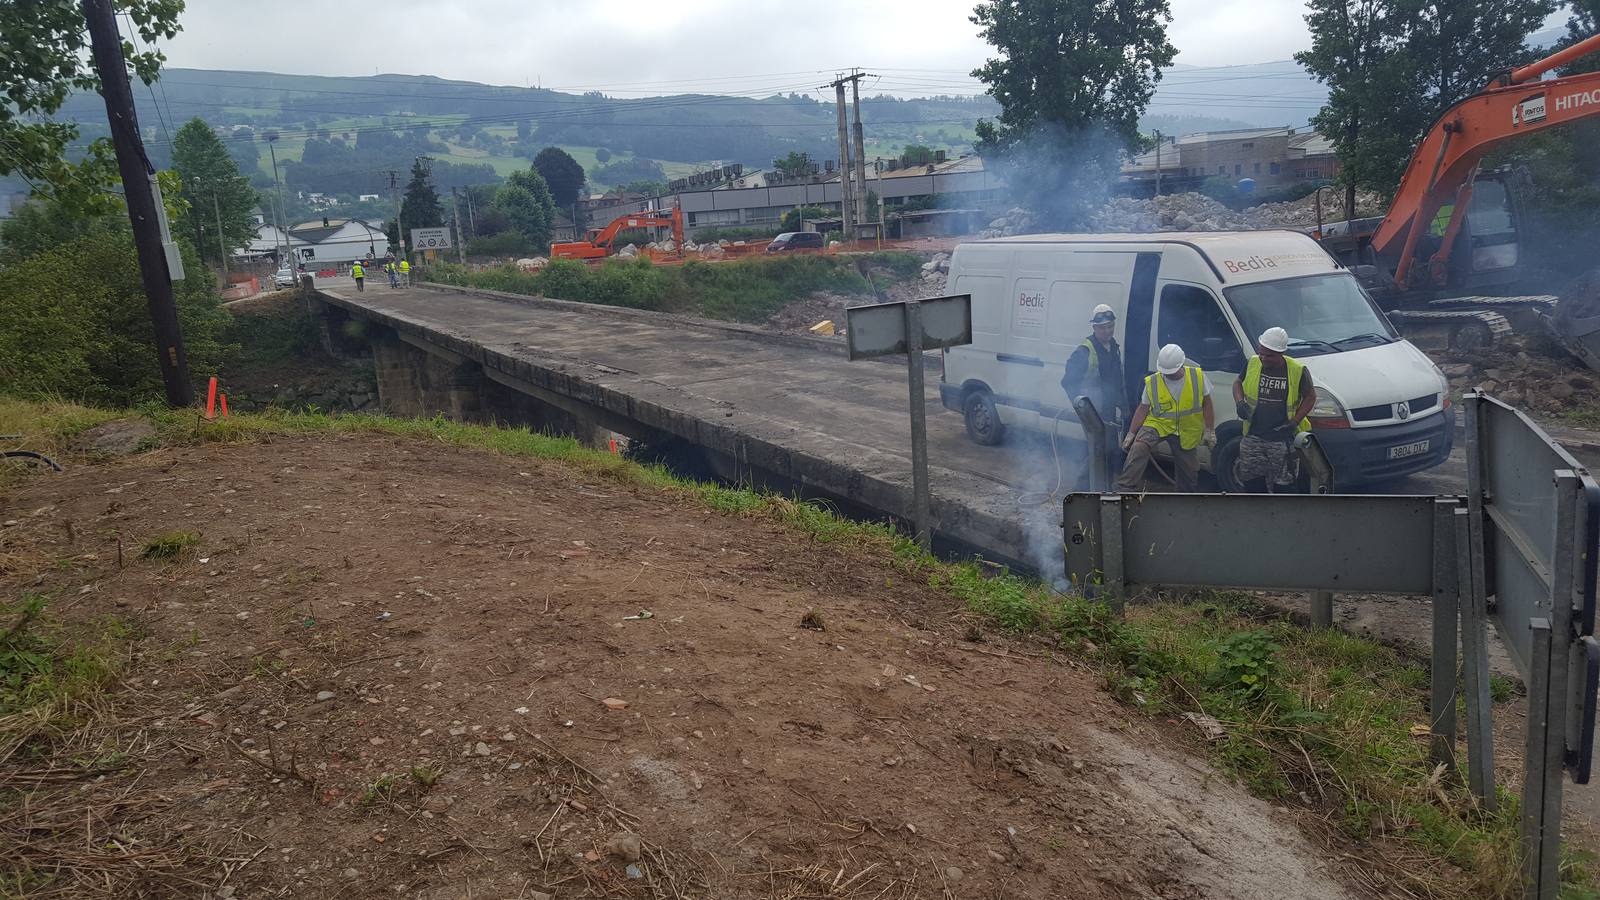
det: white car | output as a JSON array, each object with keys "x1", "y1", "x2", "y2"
[{"x1": 273, "y1": 267, "x2": 296, "y2": 289}]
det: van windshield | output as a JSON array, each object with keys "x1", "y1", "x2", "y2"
[{"x1": 1222, "y1": 272, "x2": 1397, "y2": 357}]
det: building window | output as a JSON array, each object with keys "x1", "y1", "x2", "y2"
[
  {"x1": 1218, "y1": 166, "x2": 1225, "y2": 175},
  {"x1": 1242, "y1": 142, "x2": 1254, "y2": 149},
  {"x1": 1269, "y1": 162, "x2": 1281, "y2": 175},
  {"x1": 1309, "y1": 169, "x2": 1321, "y2": 179},
  {"x1": 1234, "y1": 164, "x2": 1242, "y2": 176},
  {"x1": 1253, "y1": 162, "x2": 1261, "y2": 175}
]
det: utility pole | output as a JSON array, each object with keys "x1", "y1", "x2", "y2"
[
  {"x1": 850, "y1": 71, "x2": 870, "y2": 240},
  {"x1": 187, "y1": 178, "x2": 206, "y2": 260},
  {"x1": 81, "y1": 0, "x2": 193, "y2": 406},
  {"x1": 830, "y1": 77, "x2": 854, "y2": 240},
  {"x1": 451, "y1": 186, "x2": 466, "y2": 265},
  {"x1": 265, "y1": 132, "x2": 288, "y2": 261},
  {"x1": 212, "y1": 193, "x2": 229, "y2": 280},
  {"x1": 1154, "y1": 130, "x2": 1163, "y2": 197},
  {"x1": 464, "y1": 187, "x2": 477, "y2": 240},
  {"x1": 390, "y1": 170, "x2": 407, "y2": 261}
]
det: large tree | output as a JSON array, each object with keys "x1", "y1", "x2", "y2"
[
  {"x1": 533, "y1": 147, "x2": 586, "y2": 211},
  {"x1": 170, "y1": 118, "x2": 258, "y2": 266},
  {"x1": 399, "y1": 157, "x2": 442, "y2": 237},
  {"x1": 492, "y1": 184, "x2": 554, "y2": 250},
  {"x1": 1295, "y1": 0, "x2": 1410, "y2": 219},
  {"x1": 1300, "y1": 0, "x2": 1554, "y2": 202},
  {"x1": 0, "y1": 1, "x2": 183, "y2": 211},
  {"x1": 969, "y1": 0, "x2": 1176, "y2": 228}
]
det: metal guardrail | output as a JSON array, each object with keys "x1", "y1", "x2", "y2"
[{"x1": 1062, "y1": 389, "x2": 1599, "y2": 900}]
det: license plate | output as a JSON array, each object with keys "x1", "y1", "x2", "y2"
[{"x1": 1388, "y1": 439, "x2": 1430, "y2": 460}]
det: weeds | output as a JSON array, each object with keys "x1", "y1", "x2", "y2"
[
  {"x1": 361, "y1": 765, "x2": 440, "y2": 807},
  {"x1": 427, "y1": 252, "x2": 924, "y2": 323},
  {"x1": 139, "y1": 530, "x2": 199, "y2": 560}
]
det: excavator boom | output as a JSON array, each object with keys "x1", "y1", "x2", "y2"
[
  {"x1": 1374, "y1": 32, "x2": 1600, "y2": 286},
  {"x1": 551, "y1": 207, "x2": 684, "y2": 260}
]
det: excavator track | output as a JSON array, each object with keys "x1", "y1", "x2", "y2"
[{"x1": 1387, "y1": 308, "x2": 1515, "y2": 352}]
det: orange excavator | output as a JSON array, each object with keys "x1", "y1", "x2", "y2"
[
  {"x1": 551, "y1": 207, "x2": 684, "y2": 260},
  {"x1": 1316, "y1": 32, "x2": 1600, "y2": 359}
]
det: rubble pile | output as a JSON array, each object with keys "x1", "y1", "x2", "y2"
[
  {"x1": 921, "y1": 252, "x2": 951, "y2": 285},
  {"x1": 977, "y1": 190, "x2": 1391, "y2": 238},
  {"x1": 514, "y1": 256, "x2": 549, "y2": 271},
  {"x1": 1435, "y1": 336, "x2": 1596, "y2": 414}
]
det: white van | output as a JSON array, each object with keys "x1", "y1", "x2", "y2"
[{"x1": 936, "y1": 231, "x2": 1453, "y2": 487}]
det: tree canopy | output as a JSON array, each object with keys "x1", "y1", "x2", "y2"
[
  {"x1": 170, "y1": 118, "x2": 259, "y2": 265},
  {"x1": 970, "y1": 0, "x2": 1176, "y2": 228},
  {"x1": 399, "y1": 158, "x2": 443, "y2": 238},
  {"x1": 0, "y1": 1, "x2": 183, "y2": 210},
  {"x1": 533, "y1": 147, "x2": 586, "y2": 210},
  {"x1": 1299, "y1": 0, "x2": 1554, "y2": 200},
  {"x1": 493, "y1": 169, "x2": 556, "y2": 250}
]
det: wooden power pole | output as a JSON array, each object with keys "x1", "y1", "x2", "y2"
[
  {"x1": 831, "y1": 79, "x2": 855, "y2": 240},
  {"x1": 81, "y1": 0, "x2": 193, "y2": 407}
]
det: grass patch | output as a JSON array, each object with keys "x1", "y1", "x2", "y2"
[
  {"x1": 0, "y1": 396, "x2": 1567, "y2": 897},
  {"x1": 140, "y1": 531, "x2": 200, "y2": 560},
  {"x1": 424, "y1": 252, "x2": 924, "y2": 323},
  {"x1": 0, "y1": 593, "x2": 125, "y2": 763}
]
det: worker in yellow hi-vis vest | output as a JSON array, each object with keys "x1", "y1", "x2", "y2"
[
  {"x1": 399, "y1": 258, "x2": 411, "y2": 286},
  {"x1": 1116, "y1": 343, "x2": 1216, "y2": 492},
  {"x1": 351, "y1": 260, "x2": 366, "y2": 292}
]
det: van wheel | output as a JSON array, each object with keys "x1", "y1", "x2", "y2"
[
  {"x1": 1212, "y1": 435, "x2": 1245, "y2": 492},
  {"x1": 963, "y1": 390, "x2": 1005, "y2": 445}
]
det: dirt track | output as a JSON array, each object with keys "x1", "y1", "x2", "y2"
[{"x1": 1, "y1": 434, "x2": 1371, "y2": 898}]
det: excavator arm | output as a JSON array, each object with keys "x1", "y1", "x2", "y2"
[
  {"x1": 551, "y1": 207, "x2": 684, "y2": 260},
  {"x1": 1374, "y1": 32, "x2": 1600, "y2": 287}
]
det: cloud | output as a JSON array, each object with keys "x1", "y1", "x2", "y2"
[{"x1": 161, "y1": 0, "x2": 1323, "y2": 93}]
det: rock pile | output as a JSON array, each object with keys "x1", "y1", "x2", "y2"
[
  {"x1": 921, "y1": 252, "x2": 951, "y2": 285},
  {"x1": 976, "y1": 190, "x2": 1390, "y2": 238},
  {"x1": 514, "y1": 257, "x2": 548, "y2": 271}
]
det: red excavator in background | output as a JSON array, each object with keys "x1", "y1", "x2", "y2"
[
  {"x1": 1315, "y1": 32, "x2": 1600, "y2": 364},
  {"x1": 551, "y1": 207, "x2": 684, "y2": 261}
]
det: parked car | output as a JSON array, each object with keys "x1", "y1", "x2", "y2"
[
  {"x1": 766, "y1": 231, "x2": 824, "y2": 253},
  {"x1": 272, "y1": 267, "x2": 296, "y2": 289}
]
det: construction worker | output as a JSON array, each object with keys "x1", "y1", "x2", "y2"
[
  {"x1": 1117, "y1": 343, "x2": 1216, "y2": 492},
  {"x1": 1232, "y1": 326, "x2": 1317, "y2": 492},
  {"x1": 385, "y1": 260, "x2": 399, "y2": 288},
  {"x1": 399, "y1": 257, "x2": 411, "y2": 286},
  {"x1": 351, "y1": 259, "x2": 365, "y2": 292},
  {"x1": 1061, "y1": 304, "x2": 1126, "y2": 426}
]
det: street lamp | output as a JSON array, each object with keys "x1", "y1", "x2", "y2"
[{"x1": 265, "y1": 132, "x2": 289, "y2": 262}]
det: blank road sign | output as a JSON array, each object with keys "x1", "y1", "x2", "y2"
[{"x1": 845, "y1": 294, "x2": 972, "y2": 360}]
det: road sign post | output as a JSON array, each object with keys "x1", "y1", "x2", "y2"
[{"x1": 846, "y1": 294, "x2": 972, "y2": 549}]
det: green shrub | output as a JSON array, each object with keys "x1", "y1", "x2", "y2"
[
  {"x1": 465, "y1": 230, "x2": 537, "y2": 258},
  {"x1": 0, "y1": 233, "x2": 234, "y2": 406},
  {"x1": 691, "y1": 224, "x2": 784, "y2": 243}
]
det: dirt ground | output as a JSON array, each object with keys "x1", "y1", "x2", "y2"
[{"x1": 0, "y1": 433, "x2": 1378, "y2": 899}]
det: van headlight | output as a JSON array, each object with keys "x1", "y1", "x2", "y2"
[{"x1": 1308, "y1": 392, "x2": 1349, "y2": 429}]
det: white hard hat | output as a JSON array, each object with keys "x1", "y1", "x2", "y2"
[
  {"x1": 1157, "y1": 343, "x2": 1186, "y2": 375},
  {"x1": 1090, "y1": 304, "x2": 1116, "y2": 325},
  {"x1": 1258, "y1": 326, "x2": 1290, "y2": 353}
]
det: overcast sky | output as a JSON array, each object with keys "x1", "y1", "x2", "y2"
[{"x1": 160, "y1": 0, "x2": 1348, "y2": 93}]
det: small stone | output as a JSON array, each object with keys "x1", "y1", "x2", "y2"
[
  {"x1": 987, "y1": 849, "x2": 1007, "y2": 862},
  {"x1": 625, "y1": 863, "x2": 643, "y2": 879},
  {"x1": 602, "y1": 697, "x2": 629, "y2": 710},
  {"x1": 514, "y1": 706, "x2": 530, "y2": 715},
  {"x1": 1552, "y1": 382, "x2": 1576, "y2": 400},
  {"x1": 315, "y1": 691, "x2": 335, "y2": 702},
  {"x1": 473, "y1": 742, "x2": 492, "y2": 756},
  {"x1": 342, "y1": 868, "x2": 359, "y2": 878},
  {"x1": 944, "y1": 866, "x2": 964, "y2": 883},
  {"x1": 448, "y1": 726, "x2": 467, "y2": 736},
  {"x1": 500, "y1": 732, "x2": 517, "y2": 742},
  {"x1": 605, "y1": 831, "x2": 643, "y2": 862}
]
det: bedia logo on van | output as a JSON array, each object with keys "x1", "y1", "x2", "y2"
[
  {"x1": 1017, "y1": 291, "x2": 1046, "y2": 307},
  {"x1": 1222, "y1": 255, "x2": 1280, "y2": 274}
]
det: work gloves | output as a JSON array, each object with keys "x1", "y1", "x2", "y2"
[
  {"x1": 1235, "y1": 399, "x2": 1252, "y2": 421},
  {"x1": 1120, "y1": 433, "x2": 1135, "y2": 452},
  {"x1": 1203, "y1": 429, "x2": 1217, "y2": 448}
]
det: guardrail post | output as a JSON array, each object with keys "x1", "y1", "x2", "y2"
[
  {"x1": 1098, "y1": 494, "x2": 1125, "y2": 615},
  {"x1": 1430, "y1": 498, "x2": 1460, "y2": 771},
  {"x1": 1522, "y1": 618, "x2": 1559, "y2": 900},
  {"x1": 1309, "y1": 591, "x2": 1334, "y2": 628},
  {"x1": 1457, "y1": 505, "x2": 1497, "y2": 809}
]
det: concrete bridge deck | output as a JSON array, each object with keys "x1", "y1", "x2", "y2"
[{"x1": 314, "y1": 280, "x2": 1463, "y2": 572}]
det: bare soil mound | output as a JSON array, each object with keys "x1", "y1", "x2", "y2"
[{"x1": 0, "y1": 435, "x2": 1366, "y2": 898}]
